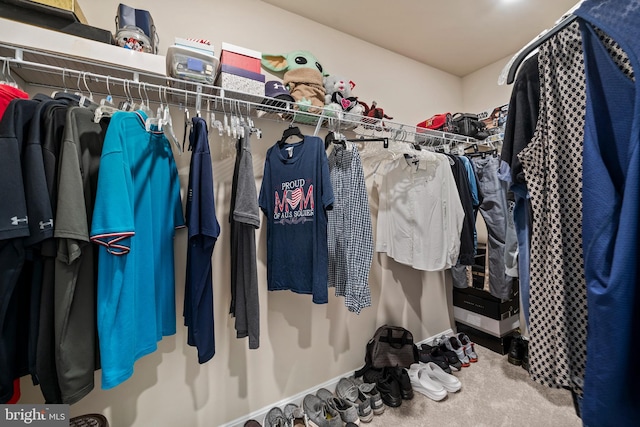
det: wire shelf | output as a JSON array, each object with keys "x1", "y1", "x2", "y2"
[{"x1": 0, "y1": 42, "x2": 496, "y2": 148}]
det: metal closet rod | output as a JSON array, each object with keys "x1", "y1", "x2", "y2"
[
  {"x1": 1, "y1": 53, "x2": 482, "y2": 144},
  {"x1": 0, "y1": 55, "x2": 283, "y2": 115}
]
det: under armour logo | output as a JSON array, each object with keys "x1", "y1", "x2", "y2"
[
  {"x1": 10, "y1": 216, "x2": 28, "y2": 226},
  {"x1": 272, "y1": 83, "x2": 284, "y2": 90},
  {"x1": 39, "y1": 219, "x2": 53, "y2": 230}
]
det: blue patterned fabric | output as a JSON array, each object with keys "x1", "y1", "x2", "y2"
[
  {"x1": 327, "y1": 145, "x2": 373, "y2": 314},
  {"x1": 576, "y1": 1, "x2": 640, "y2": 425}
]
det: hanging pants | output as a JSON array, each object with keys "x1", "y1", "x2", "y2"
[{"x1": 471, "y1": 156, "x2": 513, "y2": 300}]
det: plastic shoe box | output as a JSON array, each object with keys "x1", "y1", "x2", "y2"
[
  {"x1": 456, "y1": 322, "x2": 516, "y2": 355},
  {"x1": 166, "y1": 45, "x2": 220, "y2": 85}
]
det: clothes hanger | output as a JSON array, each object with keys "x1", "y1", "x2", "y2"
[
  {"x1": 1, "y1": 59, "x2": 19, "y2": 88},
  {"x1": 143, "y1": 83, "x2": 163, "y2": 131},
  {"x1": 245, "y1": 101, "x2": 262, "y2": 139},
  {"x1": 94, "y1": 75, "x2": 119, "y2": 123},
  {"x1": 324, "y1": 131, "x2": 346, "y2": 150},
  {"x1": 161, "y1": 86, "x2": 181, "y2": 154},
  {"x1": 51, "y1": 68, "x2": 69, "y2": 97},
  {"x1": 499, "y1": 1, "x2": 583, "y2": 85},
  {"x1": 209, "y1": 98, "x2": 224, "y2": 136},
  {"x1": 75, "y1": 72, "x2": 90, "y2": 108},
  {"x1": 278, "y1": 121, "x2": 304, "y2": 146},
  {"x1": 182, "y1": 96, "x2": 190, "y2": 152},
  {"x1": 118, "y1": 80, "x2": 132, "y2": 111}
]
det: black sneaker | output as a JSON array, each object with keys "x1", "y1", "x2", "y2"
[
  {"x1": 375, "y1": 370, "x2": 402, "y2": 407},
  {"x1": 508, "y1": 335, "x2": 525, "y2": 366},
  {"x1": 418, "y1": 344, "x2": 452, "y2": 374},
  {"x1": 433, "y1": 344, "x2": 463, "y2": 372},
  {"x1": 387, "y1": 367, "x2": 414, "y2": 400},
  {"x1": 521, "y1": 338, "x2": 530, "y2": 372}
]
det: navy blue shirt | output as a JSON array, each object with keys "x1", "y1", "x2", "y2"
[
  {"x1": 259, "y1": 136, "x2": 334, "y2": 304},
  {"x1": 185, "y1": 117, "x2": 219, "y2": 363}
]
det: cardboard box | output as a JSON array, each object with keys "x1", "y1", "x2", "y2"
[
  {"x1": 0, "y1": 1, "x2": 112, "y2": 44},
  {"x1": 220, "y1": 42, "x2": 261, "y2": 74},
  {"x1": 454, "y1": 306, "x2": 519, "y2": 337},
  {"x1": 456, "y1": 322, "x2": 516, "y2": 355},
  {"x1": 216, "y1": 64, "x2": 265, "y2": 100},
  {"x1": 453, "y1": 284, "x2": 520, "y2": 320},
  {"x1": 29, "y1": 0, "x2": 87, "y2": 23}
]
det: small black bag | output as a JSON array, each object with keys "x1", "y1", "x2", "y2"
[
  {"x1": 452, "y1": 113, "x2": 489, "y2": 140},
  {"x1": 355, "y1": 325, "x2": 418, "y2": 377}
]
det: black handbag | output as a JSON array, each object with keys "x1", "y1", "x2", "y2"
[{"x1": 452, "y1": 113, "x2": 490, "y2": 139}]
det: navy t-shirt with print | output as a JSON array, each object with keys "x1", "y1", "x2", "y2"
[{"x1": 259, "y1": 136, "x2": 334, "y2": 304}]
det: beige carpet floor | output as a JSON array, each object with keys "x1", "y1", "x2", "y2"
[{"x1": 364, "y1": 345, "x2": 582, "y2": 427}]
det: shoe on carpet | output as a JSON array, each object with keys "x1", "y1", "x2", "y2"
[
  {"x1": 303, "y1": 394, "x2": 342, "y2": 427},
  {"x1": 432, "y1": 343, "x2": 461, "y2": 372},
  {"x1": 421, "y1": 362, "x2": 461, "y2": 393},
  {"x1": 316, "y1": 388, "x2": 359, "y2": 426},
  {"x1": 418, "y1": 344, "x2": 453, "y2": 374},
  {"x1": 443, "y1": 335, "x2": 471, "y2": 367},
  {"x1": 374, "y1": 371, "x2": 402, "y2": 408},
  {"x1": 352, "y1": 377, "x2": 385, "y2": 415},
  {"x1": 386, "y1": 367, "x2": 414, "y2": 400},
  {"x1": 284, "y1": 403, "x2": 309, "y2": 427},
  {"x1": 263, "y1": 407, "x2": 287, "y2": 427},
  {"x1": 407, "y1": 364, "x2": 447, "y2": 401},
  {"x1": 521, "y1": 337, "x2": 530, "y2": 372},
  {"x1": 508, "y1": 334, "x2": 525, "y2": 366},
  {"x1": 335, "y1": 378, "x2": 374, "y2": 423},
  {"x1": 457, "y1": 333, "x2": 478, "y2": 363}
]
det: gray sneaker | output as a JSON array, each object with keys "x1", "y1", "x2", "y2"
[
  {"x1": 316, "y1": 387, "x2": 359, "y2": 425},
  {"x1": 284, "y1": 403, "x2": 308, "y2": 427},
  {"x1": 443, "y1": 334, "x2": 470, "y2": 367},
  {"x1": 264, "y1": 407, "x2": 288, "y2": 427},
  {"x1": 335, "y1": 378, "x2": 374, "y2": 423},
  {"x1": 352, "y1": 378, "x2": 384, "y2": 416},
  {"x1": 303, "y1": 394, "x2": 342, "y2": 427}
]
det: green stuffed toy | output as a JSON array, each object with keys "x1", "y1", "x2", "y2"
[{"x1": 261, "y1": 50, "x2": 327, "y2": 118}]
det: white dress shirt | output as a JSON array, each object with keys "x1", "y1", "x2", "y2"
[{"x1": 374, "y1": 151, "x2": 464, "y2": 271}]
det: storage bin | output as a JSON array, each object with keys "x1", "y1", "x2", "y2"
[
  {"x1": 220, "y1": 42, "x2": 261, "y2": 73},
  {"x1": 215, "y1": 64, "x2": 265, "y2": 100},
  {"x1": 166, "y1": 45, "x2": 220, "y2": 85}
]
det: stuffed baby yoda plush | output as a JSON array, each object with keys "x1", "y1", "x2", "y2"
[{"x1": 261, "y1": 50, "x2": 326, "y2": 116}]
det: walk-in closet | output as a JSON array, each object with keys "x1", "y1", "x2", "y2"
[{"x1": 1, "y1": 1, "x2": 637, "y2": 426}]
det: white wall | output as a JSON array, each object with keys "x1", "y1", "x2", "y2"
[
  {"x1": 462, "y1": 55, "x2": 513, "y2": 114},
  {"x1": 13, "y1": 1, "x2": 468, "y2": 426}
]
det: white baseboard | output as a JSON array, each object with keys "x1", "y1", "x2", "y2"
[{"x1": 219, "y1": 328, "x2": 454, "y2": 427}]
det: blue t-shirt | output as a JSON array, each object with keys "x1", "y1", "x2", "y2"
[
  {"x1": 185, "y1": 117, "x2": 219, "y2": 364},
  {"x1": 259, "y1": 136, "x2": 334, "y2": 304},
  {"x1": 90, "y1": 111, "x2": 184, "y2": 389}
]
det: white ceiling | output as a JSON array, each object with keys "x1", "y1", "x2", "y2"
[{"x1": 260, "y1": 0, "x2": 579, "y2": 77}]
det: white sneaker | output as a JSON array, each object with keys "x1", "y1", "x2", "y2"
[
  {"x1": 407, "y1": 364, "x2": 447, "y2": 401},
  {"x1": 422, "y1": 362, "x2": 462, "y2": 393}
]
